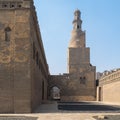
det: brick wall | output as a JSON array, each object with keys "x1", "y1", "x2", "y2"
[
  {"x1": 49, "y1": 71, "x2": 96, "y2": 102},
  {"x1": 0, "y1": 0, "x2": 49, "y2": 113},
  {"x1": 98, "y1": 69, "x2": 120, "y2": 105}
]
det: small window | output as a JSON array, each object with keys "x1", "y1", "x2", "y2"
[
  {"x1": 80, "y1": 76, "x2": 86, "y2": 84},
  {"x1": 83, "y1": 77, "x2": 86, "y2": 79},
  {"x1": 77, "y1": 25, "x2": 79, "y2": 29},
  {"x1": 11, "y1": 4, "x2": 15, "y2": 8},
  {"x1": 3, "y1": 4, "x2": 7, "y2": 8},
  {"x1": 5, "y1": 27, "x2": 11, "y2": 41},
  {"x1": 18, "y1": 4, "x2": 22, "y2": 8},
  {"x1": 10, "y1": 2, "x2": 16, "y2": 8}
]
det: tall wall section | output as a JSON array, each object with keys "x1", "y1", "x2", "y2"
[
  {"x1": 0, "y1": 0, "x2": 32, "y2": 113},
  {"x1": 49, "y1": 70, "x2": 96, "y2": 102},
  {"x1": 0, "y1": 0, "x2": 49, "y2": 113},
  {"x1": 97, "y1": 69, "x2": 120, "y2": 105},
  {"x1": 30, "y1": 4, "x2": 49, "y2": 111}
]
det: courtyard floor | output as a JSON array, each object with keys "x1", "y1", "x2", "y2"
[{"x1": 0, "y1": 101, "x2": 120, "y2": 120}]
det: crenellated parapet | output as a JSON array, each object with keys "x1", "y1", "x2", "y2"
[
  {"x1": 99, "y1": 69, "x2": 120, "y2": 85},
  {"x1": 0, "y1": 0, "x2": 33, "y2": 9}
]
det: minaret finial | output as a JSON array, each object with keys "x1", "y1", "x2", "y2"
[{"x1": 72, "y1": 9, "x2": 82, "y2": 30}]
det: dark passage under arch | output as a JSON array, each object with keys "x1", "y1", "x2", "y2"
[{"x1": 50, "y1": 86, "x2": 60, "y2": 100}]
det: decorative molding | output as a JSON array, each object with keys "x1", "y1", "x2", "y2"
[{"x1": 0, "y1": 1, "x2": 22, "y2": 9}]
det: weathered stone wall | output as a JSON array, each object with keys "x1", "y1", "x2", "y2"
[
  {"x1": 102, "y1": 80, "x2": 120, "y2": 104},
  {"x1": 49, "y1": 70, "x2": 96, "y2": 102},
  {"x1": 0, "y1": 9, "x2": 14, "y2": 113},
  {"x1": 68, "y1": 47, "x2": 90, "y2": 73},
  {"x1": 0, "y1": 0, "x2": 49, "y2": 113},
  {"x1": 30, "y1": 8, "x2": 49, "y2": 111},
  {"x1": 98, "y1": 69, "x2": 120, "y2": 105},
  {"x1": 14, "y1": 9, "x2": 31, "y2": 113},
  {"x1": 0, "y1": 7, "x2": 31, "y2": 113}
]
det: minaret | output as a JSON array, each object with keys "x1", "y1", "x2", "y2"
[
  {"x1": 68, "y1": 9, "x2": 90, "y2": 73},
  {"x1": 66, "y1": 10, "x2": 96, "y2": 101},
  {"x1": 49, "y1": 10, "x2": 96, "y2": 102}
]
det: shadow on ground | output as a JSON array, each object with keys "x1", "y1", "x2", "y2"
[
  {"x1": 0, "y1": 116, "x2": 38, "y2": 120},
  {"x1": 58, "y1": 102, "x2": 120, "y2": 111},
  {"x1": 34, "y1": 101, "x2": 120, "y2": 113}
]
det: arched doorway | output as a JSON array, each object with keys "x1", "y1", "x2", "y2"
[{"x1": 51, "y1": 86, "x2": 60, "y2": 100}]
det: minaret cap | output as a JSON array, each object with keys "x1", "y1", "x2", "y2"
[{"x1": 74, "y1": 9, "x2": 81, "y2": 17}]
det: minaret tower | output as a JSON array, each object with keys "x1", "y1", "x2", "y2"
[
  {"x1": 67, "y1": 9, "x2": 96, "y2": 101},
  {"x1": 68, "y1": 9, "x2": 89, "y2": 73}
]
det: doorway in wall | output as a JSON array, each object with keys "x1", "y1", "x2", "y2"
[
  {"x1": 51, "y1": 86, "x2": 60, "y2": 100},
  {"x1": 99, "y1": 87, "x2": 102, "y2": 101}
]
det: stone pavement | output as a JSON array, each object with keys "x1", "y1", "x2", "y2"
[
  {"x1": 0, "y1": 113, "x2": 120, "y2": 120},
  {"x1": 0, "y1": 101, "x2": 120, "y2": 120},
  {"x1": 34, "y1": 101, "x2": 59, "y2": 113}
]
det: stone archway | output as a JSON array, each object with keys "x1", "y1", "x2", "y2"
[{"x1": 50, "y1": 86, "x2": 60, "y2": 100}]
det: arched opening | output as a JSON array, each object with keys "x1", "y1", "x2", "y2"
[
  {"x1": 51, "y1": 86, "x2": 60, "y2": 100},
  {"x1": 5, "y1": 27, "x2": 11, "y2": 41},
  {"x1": 77, "y1": 25, "x2": 79, "y2": 29}
]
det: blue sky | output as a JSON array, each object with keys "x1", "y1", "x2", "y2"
[{"x1": 34, "y1": 0, "x2": 120, "y2": 74}]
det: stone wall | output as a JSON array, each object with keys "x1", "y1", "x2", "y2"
[
  {"x1": 0, "y1": 0, "x2": 49, "y2": 113},
  {"x1": 0, "y1": 7, "x2": 31, "y2": 113},
  {"x1": 30, "y1": 7, "x2": 49, "y2": 111},
  {"x1": 102, "y1": 81, "x2": 120, "y2": 104},
  {"x1": 49, "y1": 70, "x2": 96, "y2": 102},
  {"x1": 97, "y1": 69, "x2": 120, "y2": 105}
]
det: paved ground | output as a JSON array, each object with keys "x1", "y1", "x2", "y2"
[
  {"x1": 0, "y1": 113, "x2": 120, "y2": 120},
  {"x1": 0, "y1": 101, "x2": 120, "y2": 120},
  {"x1": 58, "y1": 101, "x2": 120, "y2": 112},
  {"x1": 35, "y1": 101, "x2": 58, "y2": 113}
]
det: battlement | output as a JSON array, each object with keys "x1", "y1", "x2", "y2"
[{"x1": 0, "y1": 0, "x2": 33, "y2": 9}]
